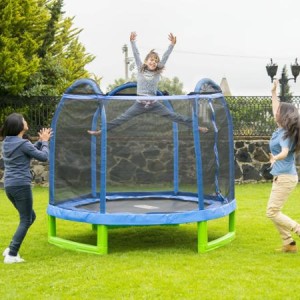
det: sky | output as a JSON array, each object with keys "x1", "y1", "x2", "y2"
[{"x1": 63, "y1": 0, "x2": 300, "y2": 96}]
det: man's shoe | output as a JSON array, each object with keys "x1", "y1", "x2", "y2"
[
  {"x1": 4, "y1": 254, "x2": 25, "y2": 264},
  {"x1": 276, "y1": 241, "x2": 298, "y2": 253}
]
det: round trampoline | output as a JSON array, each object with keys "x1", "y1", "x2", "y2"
[{"x1": 47, "y1": 78, "x2": 236, "y2": 254}]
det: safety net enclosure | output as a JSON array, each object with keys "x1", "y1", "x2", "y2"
[{"x1": 47, "y1": 78, "x2": 236, "y2": 254}]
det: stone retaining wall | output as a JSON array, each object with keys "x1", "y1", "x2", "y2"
[
  {"x1": 1, "y1": 138, "x2": 299, "y2": 187},
  {"x1": 235, "y1": 139, "x2": 272, "y2": 183}
]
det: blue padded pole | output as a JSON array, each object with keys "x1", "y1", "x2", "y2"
[
  {"x1": 208, "y1": 100, "x2": 221, "y2": 196},
  {"x1": 49, "y1": 97, "x2": 66, "y2": 205},
  {"x1": 162, "y1": 99, "x2": 179, "y2": 194},
  {"x1": 192, "y1": 96, "x2": 205, "y2": 210},
  {"x1": 100, "y1": 105, "x2": 107, "y2": 214},
  {"x1": 220, "y1": 97, "x2": 235, "y2": 200},
  {"x1": 91, "y1": 105, "x2": 101, "y2": 197}
]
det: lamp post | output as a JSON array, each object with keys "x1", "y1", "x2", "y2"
[
  {"x1": 122, "y1": 44, "x2": 129, "y2": 80},
  {"x1": 122, "y1": 44, "x2": 134, "y2": 80},
  {"x1": 266, "y1": 58, "x2": 300, "y2": 101}
]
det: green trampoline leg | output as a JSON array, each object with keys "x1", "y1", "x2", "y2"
[
  {"x1": 197, "y1": 210, "x2": 236, "y2": 253},
  {"x1": 48, "y1": 216, "x2": 108, "y2": 255},
  {"x1": 48, "y1": 215, "x2": 57, "y2": 237}
]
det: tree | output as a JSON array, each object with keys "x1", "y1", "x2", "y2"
[
  {"x1": 38, "y1": 0, "x2": 62, "y2": 59},
  {"x1": 226, "y1": 96, "x2": 275, "y2": 136},
  {"x1": 106, "y1": 78, "x2": 128, "y2": 92},
  {"x1": 107, "y1": 76, "x2": 185, "y2": 95},
  {"x1": 24, "y1": 1, "x2": 96, "y2": 96},
  {"x1": 0, "y1": 0, "x2": 96, "y2": 96},
  {"x1": 0, "y1": 0, "x2": 44, "y2": 95},
  {"x1": 158, "y1": 76, "x2": 185, "y2": 95}
]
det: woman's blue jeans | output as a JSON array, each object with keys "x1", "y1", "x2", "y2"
[{"x1": 5, "y1": 185, "x2": 36, "y2": 256}]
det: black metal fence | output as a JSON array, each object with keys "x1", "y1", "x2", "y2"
[
  {"x1": 0, "y1": 96, "x2": 60, "y2": 136},
  {"x1": 1, "y1": 95, "x2": 300, "y2": 137},
  {"x1": 227, "y1": 96, "x2": 300, "y2": 136}
]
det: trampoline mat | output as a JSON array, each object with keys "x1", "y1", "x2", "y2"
[{"x1": 75, "y1": 198, "x2": 201, "y2": 214}]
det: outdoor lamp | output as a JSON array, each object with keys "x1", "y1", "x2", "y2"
[
  {"x1": 266, "y1": 59, "x2": 278, "y2": 82},
  {"x1": 291, "y1": 58, "x2": 300, "y2": 82},
  {"x1": 266, "y1": 58, "x2": 299, "y2": 101}
]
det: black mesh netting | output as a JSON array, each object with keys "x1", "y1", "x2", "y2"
[{"x1": 52, "y1": 96, "x2": 232, "y2": 204}]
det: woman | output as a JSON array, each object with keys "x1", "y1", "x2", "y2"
[
  {"x1": 266, "y1": 80, "x2": 300, "y2": 252},
  {"x1": 0, "y1": 113, "x2": 51, "y2": 263}
]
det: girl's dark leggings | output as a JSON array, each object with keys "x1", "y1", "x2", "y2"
[{"x1": 5, "y1": 185, "x2": 36, "y2": 256}]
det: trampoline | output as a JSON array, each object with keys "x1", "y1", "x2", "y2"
[{"x1": 47, "y1": 78, "x2": 236, "y2": 254}]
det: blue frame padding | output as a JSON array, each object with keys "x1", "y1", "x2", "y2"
[
  {"x1": 101, "y1": 94, "x2": 224, "y2": 101},
  {"x1": 47, "y1": 199, "x2": 236, "y2": 225},
  {"x1": 65, "y1": 78, "x2": 103, "y2": 95},
  {"x1": 108, "y1": 81, "x2": 137, "y2": 95}
]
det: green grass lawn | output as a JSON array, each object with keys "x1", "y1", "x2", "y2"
[{"x1": 1, "y1": 183, "x2": 300, "y2": 300}]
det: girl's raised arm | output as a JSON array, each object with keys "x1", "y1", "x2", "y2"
[
  {"x1": 159, "y1": 33, "x2": 176, "y2": 66},
  {"x1": 130, "y1": 31, "x2": 142, "y2": 69}
]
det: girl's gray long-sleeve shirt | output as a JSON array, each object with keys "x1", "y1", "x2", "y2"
[
  {"x1": 131, "y1": 41, "x2": 174, "y2": 96},
  {"x1": 2, "y1": 136, "x2": 49, "y2": 187}
]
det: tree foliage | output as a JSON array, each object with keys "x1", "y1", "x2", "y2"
[
  {"x1": 226, "y1": 96, "x2": 275, "y2": 136},
  {"x1": 279, "y1": 65, "x2": 293, "y2": 103},
  {"x1": 106, "y1": 76, "x2": 185, "y2": 95},
  {"x1": 106, "y1": 78, "x2": 128, "y2": 93},
  {"x1": 158, "y1": 76, "x2": 185, "y2": 95},
  {"x1": 0, "y1": 0, "x2": 96, "y2": 96}
]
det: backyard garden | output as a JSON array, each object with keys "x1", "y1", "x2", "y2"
[{"x1": 1, "y1": 183, "x2": 300, "y2": 299}]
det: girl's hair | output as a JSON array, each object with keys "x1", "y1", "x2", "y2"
[
  {"x1": 140, "y1": 49, "x2": 165, "y2": 73},
  {"x1": 0, "y1": 113, "x2": 24, "y2": 138},
  {"x1": 277, "y1": 102, "x2": 300, "y2": 152}
]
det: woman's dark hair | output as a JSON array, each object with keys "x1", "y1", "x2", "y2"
[
  {"x1": 0, "y1": 113, "x2": 24, "y2": 138},
  {"x1": 278, "y1": 102, "x2": 300, "y2": 152},
  {"x1": 140, "y1": 49, "x2": 165, "y2": 74}
]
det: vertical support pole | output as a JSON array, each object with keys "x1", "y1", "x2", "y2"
[
  {"x1": 197, "y1": 210, "x2": 236, "y2": 253},
  {"x1": 229, "y1": 210, "x2": 236, "y2": 232},
  {"x1": 48, "y1": 215, "x2": 56, "y2": 237},
  {"x1": 197, "y1": 221, "x2": 208, "y2": 253},
  {"x1": 162, "y1": 99, "x2": 179, "y2": 194},
  {"x1": 192, "y1": 96, "x2": 205, "y2": 210},
  {"x1": 100, "y1": 107, "x2": 107, "y2": 214},
  {"x1": 97, "y1": 225, "x2": 108, "y2": 254}
]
